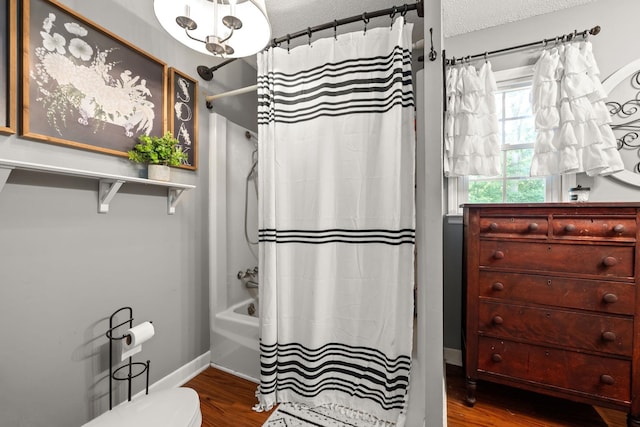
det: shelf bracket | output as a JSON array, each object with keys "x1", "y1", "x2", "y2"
[
  {"x1": 99, "y1": 179, "x2": 125, "y2": 214},
  {"x1": 0, "y1": 166, "x2": 13, "y2": 193},
  {"x1": 168, "y1": 187, "x2": 187, "y2": 215}
]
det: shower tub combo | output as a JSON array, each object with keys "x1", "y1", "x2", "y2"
[
  {"x1": 212, "y1": 296, "x2": 260, "y2": 381},
  {"x1": 210, "y1": 114, "x2": 261, "y2": 382}
]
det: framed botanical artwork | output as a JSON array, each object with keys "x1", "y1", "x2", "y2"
[
  {"x1": 21, "y1": 0, "x2": 167, "y2": 157},
  {"x1": 169, "y1": 68, "x2": 198, "y2": 170},
  {"x1": 0, "y1": 0, "x2": 17, "y2": 134}
]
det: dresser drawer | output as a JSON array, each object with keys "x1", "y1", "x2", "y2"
[
  {"x1": 551, "y1": 216, "x2": 636, "y2": 242},
  {"x1": 479, "y1": 240, "x2": 635, "y2": 278},
  {"x1": 478, "y1": 271, "x2": 636, "y2": 315},
  {"x1": 480, "y1": 216, "x2": 548, "y2": 239},
  {"x1": 478, "y1": 301, "x2": 633, "y2": 356},
  {"x1": 477, "y1": 337, "x2": 631, "y2": 403}
]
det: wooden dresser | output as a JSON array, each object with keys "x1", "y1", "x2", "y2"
[{"x1": 463, "y1": 203, "x2": 640, "y2": 426}]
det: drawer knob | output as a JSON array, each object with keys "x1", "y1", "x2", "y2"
[
  {"x1": 613, "y1": 224, "x2": 625, "y2": 233},
  {"x1": 602, "y1": 331, "x2": 617, "y2": 342},
  {"x1": 603, "y1": 256, "x2": 618, "y2": 267},
  {"x1": 492, "y1": 282, "x2": 504, "y2": 291},
  {"x1": 564, "y1": 224, "x2": 577, "y2": 232},
  {"x1": 489, "y1": 222, "x2": 499, "y2": 231},
  {"x1": 528, "y1": 223, "x2": 539, "y2": 231},
  {"x1": 492, "y1": 316, "x2": 504, "y2": 325},
  {"x1": 600, "y1": 374, "x2": 615, "y2": 385},
  {"x1": 491, "y1": 353, "x2": 502, "y2": 363},
  {"x1": 493, "y1": 251, "x2": 505, "y2": 260},
  {"x1": 603, "y1": 293, "x2": 619, "y2": 304}
]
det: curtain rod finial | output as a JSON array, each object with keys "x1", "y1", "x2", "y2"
[
  {"x1": 417, "y1": 0, "x2": 424, "y2": 17},
  {"x1": 590, "y1": 25, "x2": 601, "y2": 36}
]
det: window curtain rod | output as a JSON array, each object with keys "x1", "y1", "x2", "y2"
[
  {"x1": 198, "y1": 0, "x2": 424, "y2": 85},
  {"x1": 444, "y1": 25, "x2": 601, "y2": 66}
]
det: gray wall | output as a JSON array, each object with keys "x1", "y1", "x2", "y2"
[
  {"x1": 443, "y1": 0, "x2": 640, "y2": 352},
  {"x1": 0, "y1": 2, "x2": 256, "y2": 426}
]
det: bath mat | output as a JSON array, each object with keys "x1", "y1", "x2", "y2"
[{"x1": 262, "y1": 403, "x2": 396, "y2": 427}]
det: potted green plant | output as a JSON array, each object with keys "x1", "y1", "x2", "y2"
[{"x1": 127, "y1": 132, "x2": 188, "y2": 181}]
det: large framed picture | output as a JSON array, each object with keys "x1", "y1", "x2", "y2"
[
  {"x1": 21, "y1": 0, "x2": 167, "y2": 157},
  {"x1": 0, "y1": 0, "x2": 17, "y2": 134},
  {"x1": 169, "y1": 68, "x2": 198, "y2": 170}
]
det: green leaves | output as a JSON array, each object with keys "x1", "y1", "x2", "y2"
[{"x1": 127, "y1": 132, "x2": 188, "y2": 166}]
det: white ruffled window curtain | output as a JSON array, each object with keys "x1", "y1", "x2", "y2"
[
  {"x1": 444, "y1": 40, "x2": 623, "y2": 179},
  {"x1": 530, "y1": 40, "x2": 623, "y2": 176},
  {"x1": 444, "y1": 61, "x2": 501, "y2": 177}
]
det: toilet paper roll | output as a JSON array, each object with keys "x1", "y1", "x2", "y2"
[{"x1": 120, "y1": 321, "x2": 154, "y2": 362}]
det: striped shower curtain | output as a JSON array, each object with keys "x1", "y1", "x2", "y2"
[{"x1": 256, "y1": 19, "x2": 415, "y2": 425}]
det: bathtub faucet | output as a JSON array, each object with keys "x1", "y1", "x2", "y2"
[{"x1": 237, "y1": 266, "x2": 259, "y2": 288}]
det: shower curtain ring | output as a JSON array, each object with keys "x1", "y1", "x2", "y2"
[
  {"x1": 402, "y1": 4, "x2": 409, "y2": 23},
  {"x1": 390, "y1": 6, "x2": 397, "y2": 29},
  {"x1": 362, "y1": 13, "x2": 369, "y2": 34},
  {"x1": 334, "y1": 20, "x2": 338, "y2": 40},
  {"x1": 286, "y1": 34, "x2": 291, "y2": 53},
  {"x1": 307, "y1": 27, "x2": 312, "y2": 46}
]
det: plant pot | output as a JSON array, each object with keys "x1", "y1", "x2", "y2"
[{"x1": 148, "y1": 164, "x2": 170, "y2": 181}]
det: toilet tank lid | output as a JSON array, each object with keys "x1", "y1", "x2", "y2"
[{"x1": 82, "y1": 387, "x2": 201, "y2": 427}]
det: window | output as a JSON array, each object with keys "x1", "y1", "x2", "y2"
[{"x1": 447, "y1": 66, "x2": 574, "y2": 215}]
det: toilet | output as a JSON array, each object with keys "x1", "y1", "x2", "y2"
[{"x1": 82, "y1": 387, "x2": 202, "y2": 427}]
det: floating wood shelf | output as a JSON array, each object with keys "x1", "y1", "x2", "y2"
[{"x1": 0, "y1": 158, "x2": 195, "y2": 214}]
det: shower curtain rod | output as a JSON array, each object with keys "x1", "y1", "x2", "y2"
[
  {"x1": 197, "y1": 0, "x2": 424, "y2": 84},
  {"x1": 267, "y1": 1, "x2": 423, "y2": 48},
  {"x1": 444, "y1": 25, "x2": 601, "y2": 65}
]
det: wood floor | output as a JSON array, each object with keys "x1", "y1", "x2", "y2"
[
  {"x1": 183, "y1": 365, "x2": 628, "y2": 427},
  {"x1": 183, "y1": 368, "x2": 274, "y2": 427}
]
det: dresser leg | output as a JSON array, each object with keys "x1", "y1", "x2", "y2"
[
  {"x1": 465, "y1": 377, "x2": 477, "y2": 407},
  {"x1": 628, "y1": 414, "x2": 640, "y2": 427}
]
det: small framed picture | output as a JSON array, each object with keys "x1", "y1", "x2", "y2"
[
  {"x1": 169, "y1": 68, "x2": 198, "y2": 170},
  {"x1": 21, "y1": 0, "x2": 167, "y2": 157},
  {"x1": 0, "y1": 0, "x2": 17, "y2": 134}
]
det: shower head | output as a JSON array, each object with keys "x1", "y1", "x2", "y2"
[
  {"x1": 197, "y1": 65, "x2": 214, "y2": 81},
  {"x1": 196, "y1": 58, "x2": 238, "y2": 82}
]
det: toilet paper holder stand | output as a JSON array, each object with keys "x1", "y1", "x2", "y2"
[{"x1": 105, "y1": 306, "x2": 151, "y2": 410}]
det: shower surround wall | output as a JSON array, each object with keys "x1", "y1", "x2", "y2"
[{"x1": 210, "y1": 114, "x2": 261, "y2": 380}]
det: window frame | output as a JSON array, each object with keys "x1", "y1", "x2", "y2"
[{"x1": 446, "y1": 65, "x2": 575, "y2": 216}]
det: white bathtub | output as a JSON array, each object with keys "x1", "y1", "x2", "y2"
[{"x1": 211, "y1": 298, "x2": 260, "y2": 382}]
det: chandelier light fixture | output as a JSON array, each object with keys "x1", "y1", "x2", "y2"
[{"x1": 153, "y1": 0, "x2": 271, "y2": 58}]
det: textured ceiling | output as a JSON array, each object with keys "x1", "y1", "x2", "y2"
[{"x1": 441, "y1": 0, "x2": 598, "y2": 37}]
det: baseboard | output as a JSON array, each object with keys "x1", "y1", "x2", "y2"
[
  {"x1": 211, "y1": 362, "x2": 260, "y2": 384},
  {"x1": 130, "y1": 351, "x2": 211, "y2": 400},
  {"x1": 444, "y1": 347, "x2": 462, "y2": 367}
]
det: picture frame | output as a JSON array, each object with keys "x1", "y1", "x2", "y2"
[
  {"x1": 169, "y1": 68, "x2": 198, "y2": 170},
  {"x1": 21, "y1": 0, "x2": 167, "y2": 157},
  {"x1": 0, "y1": 0, "x2": 17, "y2": 134}
]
